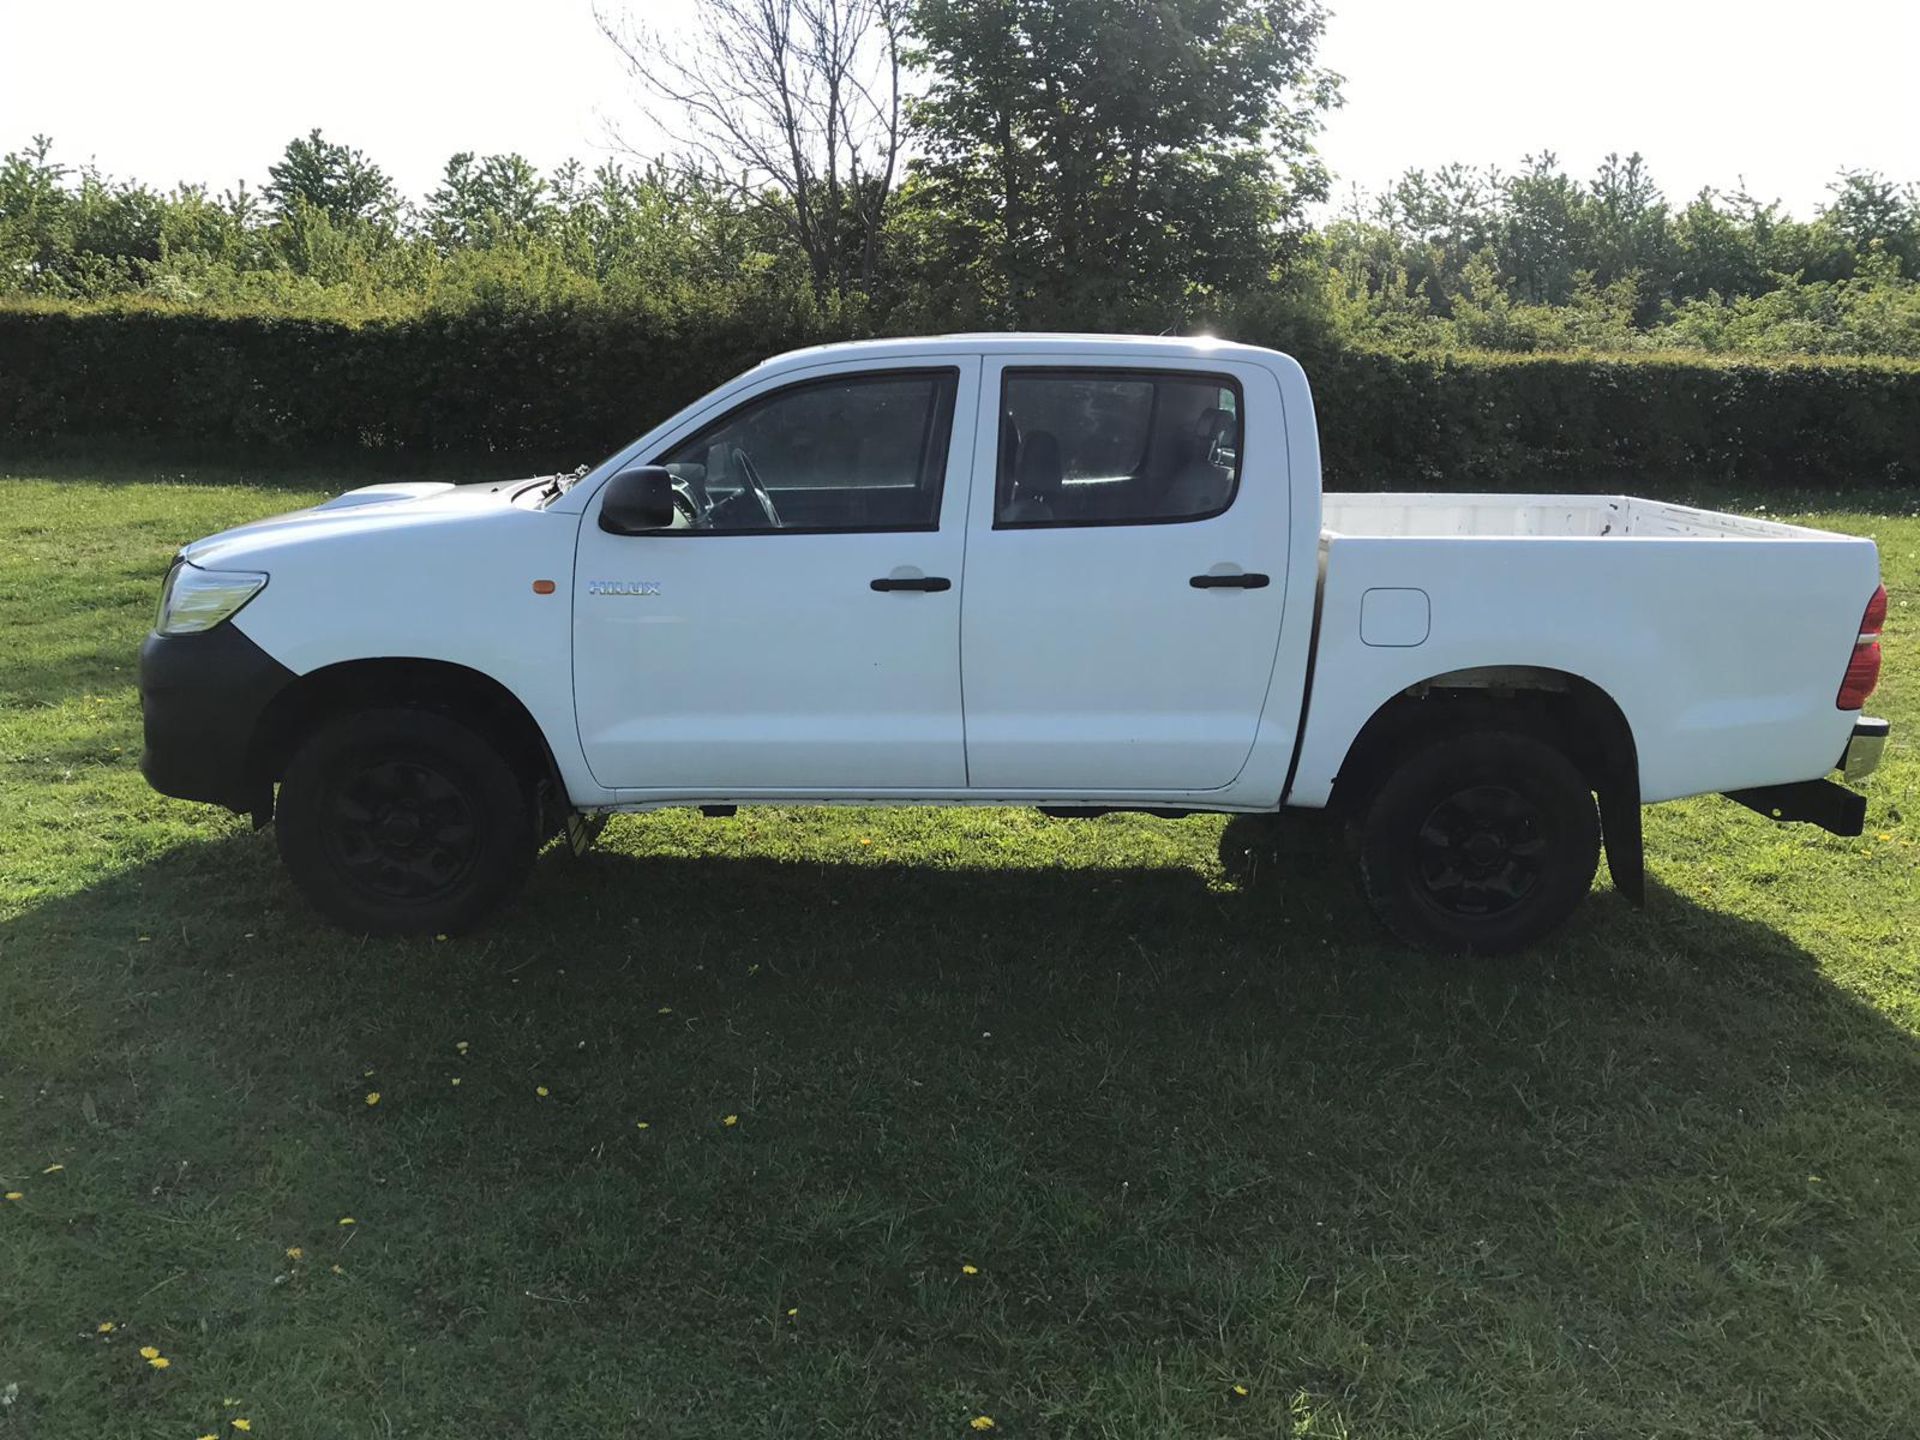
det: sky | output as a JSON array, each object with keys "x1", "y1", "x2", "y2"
[{"x1": 1, "y1": 0, "x2": 1914, "y2": 217}]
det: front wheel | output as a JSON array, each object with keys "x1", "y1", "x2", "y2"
[
  {"x1": 1357, "y1": 729, "x2": 1599, "y2": 955},
  {"x1": 276, "y1": 708, "x2": 536, "y2": 935}
]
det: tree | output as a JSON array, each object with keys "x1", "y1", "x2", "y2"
[
  {"x1": 596, "y1": 0, "x2": 906, "y2": 300},
  {"x1": 902, "y1": 0, "x2": 1340, "y2": 326},
  {"x1": 1820, "y1": 169, "x2": 1920, "y2": 276},
  {"x1": 264, "y1": 129, "x2": 399, "y2": 227},
  {"x1": 426, "y1": 152, "x2": 550, "y2": 249}
]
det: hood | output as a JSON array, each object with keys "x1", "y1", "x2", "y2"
[{"x1": 180, "y1": 476, "x2": 542, "y2": 568}]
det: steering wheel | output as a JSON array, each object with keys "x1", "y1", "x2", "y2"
[{"x1": 731, "y1": 446, "x2": 783, "y2": 529}]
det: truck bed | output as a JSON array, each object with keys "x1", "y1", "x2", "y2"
[
  {"x1": 1322, "y1": 492, "x2": 1837, "y2": 541},
  {"x1": 1290, "y1": 492, "x2": 1880, "y2": 811}
]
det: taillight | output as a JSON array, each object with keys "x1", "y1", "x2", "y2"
[{"x1": 1837, "y1": 584, "x2": 1888, "y2": 710}]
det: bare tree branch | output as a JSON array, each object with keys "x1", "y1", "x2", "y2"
[{"x1": 595, "y1": 0, "x2": 903, "y2": 299}]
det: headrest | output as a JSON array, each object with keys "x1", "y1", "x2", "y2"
[{"x1": 1015, "y1": 429, "x2": 1063, "y2": 496}]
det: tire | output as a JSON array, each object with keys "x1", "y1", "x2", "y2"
[
  {"x1": 1356, "y1": 729, "x2": 1599, "y2": 955},
  {"x1": 276, "y1": 707, "x2": 536, "y2": 935}
]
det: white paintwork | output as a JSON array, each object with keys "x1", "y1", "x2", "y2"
[
  {"x1": 177, "y1": 334, "x2": 1883, "y2": 821},
  {"x1": 572, "y1": 356, "x2": 980, "y2": 790},
  {"x1": 956, "y1": 353, "x2": 1298, "y2": 791}
]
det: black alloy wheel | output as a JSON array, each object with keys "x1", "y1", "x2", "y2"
[
  {"x1": 1358, "y1": 729, "x2": 1600, "y2": 954},
  {"x1": 277, "y1": 708, "x2": 535, "y2": 935}
]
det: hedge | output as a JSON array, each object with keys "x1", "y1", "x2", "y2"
[{"x1": 3, "y1": 301, "x2": 1919, "y2": 489}]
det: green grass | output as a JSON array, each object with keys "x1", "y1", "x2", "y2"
[{"x1": 1, "y1": 453, "x2": 1916, "y2": 1439}]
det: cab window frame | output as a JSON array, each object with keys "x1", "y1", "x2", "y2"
[
  {"x1": 644, "y1": 365, "x2": 961, "y2": 537},
  {"x1": 993, "y1": 366, "x2": 1245, "y2": 531}
]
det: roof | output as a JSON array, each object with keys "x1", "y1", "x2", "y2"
[{"x1": 759, "y1": 332, "x2": 1291, "y2": 369}]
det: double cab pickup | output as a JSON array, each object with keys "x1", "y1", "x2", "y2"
[{"x1": 139, "y1": 335, "x2": 1891, "y2": 952}]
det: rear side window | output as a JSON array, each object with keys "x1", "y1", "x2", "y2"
[{"x1": 996, "y1": 369, "x2": 1242, "y2": 528}]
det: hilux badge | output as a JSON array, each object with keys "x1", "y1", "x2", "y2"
[{"x1": 587, "y1": 580, "x2": 662, "y2": 597}]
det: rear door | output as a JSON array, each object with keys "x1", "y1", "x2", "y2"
[
  {"x1": 573, "y1": 358, "x2": 979, "y2": 792},
  {"x1": 959, "y1": 358, "x2": 1293, "y2": 792}
]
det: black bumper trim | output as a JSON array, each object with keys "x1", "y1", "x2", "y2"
[
  {"x1": 139, "y1": 624, "x2": 296, "y2": 815},
  {"x1": 1723, "y1": 778, "x2": 1868, "y2": 838}
]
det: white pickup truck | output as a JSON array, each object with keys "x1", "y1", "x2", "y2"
[{"x1": 138, "y1": 335, "x2": 1891, "y2": 952}]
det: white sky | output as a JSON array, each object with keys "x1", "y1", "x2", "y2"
[{"x1": 1, "y1": 0, "x2": 1914, "y2": 216}]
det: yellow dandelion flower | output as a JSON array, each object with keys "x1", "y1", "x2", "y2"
[
  {"x1": 364, "y1": 1092, "x2": 381, "y2": 1107},
  {"x1": 434, "y1": 933, "x2": 449, "y2": 942},
  {"x1": 223, "y1": 1398, "x2": 241, "y2": 1407},
  {"x1": 1879, "y1": 832, "x2": 1893, "y2": 841},
  {"x1": 858, "y1": 837, "x2": 873, "y2": 846},
  {"x1": 96, "y1": 1321, "x2": 115, "y2": 1333},
  {"x1": 451, "y1": 1077, "x2": 462, "y2": 1086},
  {"x1": 199, "y1": 1434, "x2": 219, "y2": 1440},
  {"x1": 42, "y1": 1163, "x2": 63, "y2": 1174},
  {"x1": 961, "y1": 1264, "x2": 979, "y2": 1276},
  {"x1": 3, "y1": 1191, "x2": 21, "y2": 1201},
  {"x1": 139, "y1": 1346, "x2": 160, "y2": 1359},
  {"x1": 657, "y1": 1006, "x2": 673, "y2": 1015},
  {"x1": 147, "y1": 1355, "x2": 171, "y2": 1370},
  {"x1": 233, "y1": 1421, "x2": 253, "y2": 1433},
  {"x1": 722, "y1": 1114, "x2": 739, "y2": 1127},
  {"x1": 338, "y1": 1216, "x2": 356, "y2": 1226},
  {"x1": 787, "y1": 1307, "x2": 799, "y2": 1318},
  {"x1": 1231, "y1": 1383, "x2": 1249, "y2": 1398},
  {"x1": 970, "y1": 1417, "x2": 995, "y2": 1431},
  {"x1": 286, "y1": 1246, "x2": 304, "y2": 1260},
  {"x1": 536, "y1": 1085, "x2": 550, "y2": 1098}
]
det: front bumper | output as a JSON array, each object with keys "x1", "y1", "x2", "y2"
[{"x1": 138, "y1": 624, "x2": 295, "y2": 815}]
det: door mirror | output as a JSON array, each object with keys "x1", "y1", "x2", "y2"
[{"x1": 598, "y1": 465, "x2": 677, "y2": 535}]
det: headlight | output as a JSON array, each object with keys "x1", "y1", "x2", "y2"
[{"x1": 155, "y1": 560, "x2": 269, "y2": 635}]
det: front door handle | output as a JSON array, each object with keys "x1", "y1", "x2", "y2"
[
  {"x1": 1190, "y1": 572, "x2": 1270, "y2": 589},
  {"x1": 871, "y1": 575, "x2": 953, "y2": 592}
]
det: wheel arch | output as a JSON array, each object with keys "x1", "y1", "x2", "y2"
[
  {"x1": 248, "y1": 657, "x2": 564, "y2": 818},
  {"x1": 1329, "y1": 665, "x2": 1644, "y2": 905}
]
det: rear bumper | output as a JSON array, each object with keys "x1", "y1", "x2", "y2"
[
  {"x1": 1843, "y1": 716, "x2": 1889, "y2": 782},
  {"x1": 138, "y1": 624, "x2": 295, "y2": 815}
]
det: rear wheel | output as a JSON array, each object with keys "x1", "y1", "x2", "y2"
[
  {"x1": 276, "y1": 708, "x2": 535, "y2": 935},
  {"x1": 1357, "y1": 729, "x2": 1599, "y2": 955}
]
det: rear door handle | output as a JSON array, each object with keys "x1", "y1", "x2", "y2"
[
  {"x1": 1190, "y1": 572, "x2": 1270, "y2": 589},
  {"x1": 871, "y1": 575, "x2": 952, "y2": 592}
]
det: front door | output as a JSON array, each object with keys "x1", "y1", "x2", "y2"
[
  {"x1": 959, "y1": 359, "x2": 1294, "y2": 792},
  {"x1": 574, "y1": 360, "x2": 978, "y2": 792}
]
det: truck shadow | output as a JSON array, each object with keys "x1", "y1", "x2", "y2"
[
  {"x1": 7, "y1": 821, "x2": 1916, "y2": 1427},
  {"x1": 7, "y1": 819, "x2": 1904, "y2": 1122}
]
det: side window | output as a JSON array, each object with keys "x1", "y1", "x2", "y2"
[
  {"x1": 656, "y1": 369, "x2": 957, "y2": 533},
  {"x1": 996, "y1": 369, "x2": 1243, "y2": 528}
]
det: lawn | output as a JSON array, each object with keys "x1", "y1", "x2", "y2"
[{"x1": 0, "y1": 454, "x2": 1915, "y2": 1440}]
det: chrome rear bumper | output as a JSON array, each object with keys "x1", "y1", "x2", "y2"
[{"x1": 1844, "y1": 716, "x2": 1889, "y2": 783}]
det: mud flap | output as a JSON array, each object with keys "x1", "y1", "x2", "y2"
[
  {"x1": 1597, "y1": 771, "x2": 1645, "y2": 907},
  {"x1": 565, "y1": 811, "x2": 610, "y2": 857}
]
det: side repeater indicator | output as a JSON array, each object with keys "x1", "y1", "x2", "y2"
[{"x1": 532, "y1": 579, "x2": 557, "y2": 595}]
